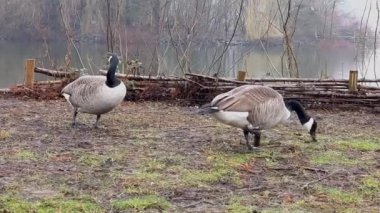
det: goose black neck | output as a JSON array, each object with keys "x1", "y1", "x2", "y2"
[
  {"x1": 286, "y1": 100, "x2": 310, "y2": 125},
  {"x1": 106, "y1": 64, "x2": 121, "y2": 88}
]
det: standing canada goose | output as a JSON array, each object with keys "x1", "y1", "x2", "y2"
[
  {"x1": 198, "y1": 85, "x2": 317, "y2": 150},
  {"x1": 61, "y1": 54, "x2": 126, "y2": 128}
]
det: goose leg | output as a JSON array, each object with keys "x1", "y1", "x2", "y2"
[
  {"x1": 247, "y1": 129, "x2": 261, "y2": 151},
  {"x1": 243, "y1": 129, "x2": 253, "y2": 150},
  {"x1": 252, "y1": 131, "x2": 261, "y2": 147},
  {"x1": 71, "y1": 110, "x2": 78, "y2": 127},
  {"x1": 94, "y1": 114, "x2": 101, "y2": 128}
]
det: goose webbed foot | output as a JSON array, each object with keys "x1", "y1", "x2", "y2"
[{"x1": 244, "y1": 129, "x2": 262, "y2": 151}]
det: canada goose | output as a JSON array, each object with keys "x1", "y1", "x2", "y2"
[
  {"x1": 61, "y1": 54, "x2": 126, "y2": 128},
  {"x1": 198, "y1": 85, "x2": 317, "y2": 150}
]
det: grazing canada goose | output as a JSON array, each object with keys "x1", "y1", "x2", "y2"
[
  {"x1": 198, "y1": 85, "x2": 317, "y2": 150},
  {"x1": 61, "y1": 54, "x2": 126, "y2": 128}
]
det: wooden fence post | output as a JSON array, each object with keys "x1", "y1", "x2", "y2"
[
  {"x1": 237, "y1": 70, "x2": 246, "y2": 81},
  {"x1": 25, "y1": 59, "x2": 36, "y2": 87},
  {"x1": 348, "y1": 70, "x2": 358, "y2": 92}
]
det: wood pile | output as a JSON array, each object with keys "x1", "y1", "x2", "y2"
[
  {"x1": 182, "y1": 73, "x2": 380, "y2": 110},
  {"x1": 3, "y1": 65, "x2": 380, "y2": 110},
  {"x1": 0, "y1": 80, "x2": 66, "y2": 100}
]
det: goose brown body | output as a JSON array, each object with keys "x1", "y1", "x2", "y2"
[
  {"x1": 211, "y1": 85, "x2": 290, "y2": 130},
  {"x1": 199, "y1": 85, "x2": 317, "y2": 150},
  {"x1": 62, "y1": 75, "x2": 126, "y2": 115},
  {"x1": 61, "y1": 54, "x2": 126, "y2": 128}
]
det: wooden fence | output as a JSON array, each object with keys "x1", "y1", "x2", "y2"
[{"x1": 1, "y1": 59, "x2": 380, "y2": 110}]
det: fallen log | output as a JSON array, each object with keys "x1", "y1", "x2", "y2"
[
  {"x1": 35, "y1": 67, "x2": 77, "y2": 78},
  {"x1": 246, "y1": 77, "x2": 380, "y2": 83},
  {"x1": 185, "y1": 73, "x2": 249, "y2": 85},
  {"x1": 0, "y1": 88, "x2": 11, "y2": 93},
  {"x1": 99, "y1": 70, "x2": 182, "y2": 81},
  {"x1": 186, "y1": 73, "x2": 380, "y2": 84}
]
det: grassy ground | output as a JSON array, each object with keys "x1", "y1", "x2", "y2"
[{"x1": 0, "y1": 98, "x2": 379, "y2": 212}]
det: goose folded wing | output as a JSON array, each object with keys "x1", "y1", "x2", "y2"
[
  {"x1": 62, "y1": 76, "x2": 105, "y2": 103},
  {"x1": 211, "y1": 86, "x2": 281, "y2": 112}
]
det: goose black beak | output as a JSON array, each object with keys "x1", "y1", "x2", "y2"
[{"x1": 309, "y1": 120, "x2": 317, "y2": 142}]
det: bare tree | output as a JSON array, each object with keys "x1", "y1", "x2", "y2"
[
  {"x1": 374, "y1": 0, "x2": 379, "y2": 82},
  {"x1": 59, "y1": 0, "x2": 85, "y2": 72},
  {"x1": 276, "y1": 0, "x2": 303, "y2": 77}
]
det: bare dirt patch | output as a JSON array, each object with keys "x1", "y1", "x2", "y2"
[{"x1": 0, "y1": 98, "x2": 379, "y2": 212}]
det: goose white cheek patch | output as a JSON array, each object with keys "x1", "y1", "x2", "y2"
[{"x1": 303, "y1": 118, "x2": 314, "y2": 131}]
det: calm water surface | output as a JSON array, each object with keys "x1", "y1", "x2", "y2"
[{"x1": 0, "y1": 41, "x2": 379, "y2": 88}]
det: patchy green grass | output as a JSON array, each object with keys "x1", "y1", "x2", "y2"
[
  {"x1": 0, "y1": 195, "x2": 103, "y2": 213},
  {"x1": 183, "y1": 167, "x2": 236, "y2": 186},
  {"x1": 336, "y1": 139, "x2": 380, "y2": 152},
  {"x1": 227, "y1": 196, "x2": 256, "y2": 213},
  {"x1": 0, "y1": 129, "x2": 11, "y2": 140},
  {"x1": 14, "y1": 150, "x2": 38, "y2": 161},
  {"x1": 37, "y1": 198, "x2": 104, "y2": 213},
  {"x1": 122, "y1": 170, "x2": 176, "y2": 195},
  {"x1": 182, "y1": 152, "x2": 259, "y2": 187},
  {"x1": 77, "y1": 154, "x2": 110, "y2": 167},
  {"x1": 112, "y1": 195, "x2": 171, "y2": 211},
  {"x1": 323, "y1": 188, "x2": 362, "y2": 205},
  {"x1": 360, "y1": 171, "x2": 380, "y2": 197},
  {"x1": 310, "y1": 150, "x2": 360, "y2": 166}
]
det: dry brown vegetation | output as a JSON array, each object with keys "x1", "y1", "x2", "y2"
[{"x1": 0, "y1": 98, "x2": 379, "y2": 212}]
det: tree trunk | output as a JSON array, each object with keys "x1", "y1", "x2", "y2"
[{"x1": 150, "y1": 0, "x2": 161, "y2": 75}]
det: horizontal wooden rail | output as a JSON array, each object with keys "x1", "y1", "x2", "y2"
[{"x1": 35, "y1": 67, "x2": 77, "y2": 78}]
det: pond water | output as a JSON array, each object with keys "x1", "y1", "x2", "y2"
[{"x1": 0, "y1": 40, "x2": 379, "y2": 88}]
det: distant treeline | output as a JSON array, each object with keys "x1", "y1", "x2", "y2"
[{"x1": 0, "y1": 0, "x2": 367, "y2": 44}]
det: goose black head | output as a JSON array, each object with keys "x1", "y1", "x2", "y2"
[
  {"x1": 303, "y1": 118, "x2": 317, "y2": 142},
  {"x1": 286, "y1": 100, "x2": 317, "y2": 142},
  {"x1": 108, "y1": 54, "x2": 119, "y2": 68}
]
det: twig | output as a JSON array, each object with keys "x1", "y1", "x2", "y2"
[
  {"x1": 302, "y1": 167, "x2": 328, "y2": 173},
  {"x1": 237, "y1": 186, "x2": 265, "y2": 192},
  {"x1": 301, "y1": 169, "x2": 343, "y2": 190},
  {"x1": 268, "y1": 166, "x2": 296, "y2": 171},
  {"x1": 182, "y1": 77, "x2": 207, "y2": 88}
]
